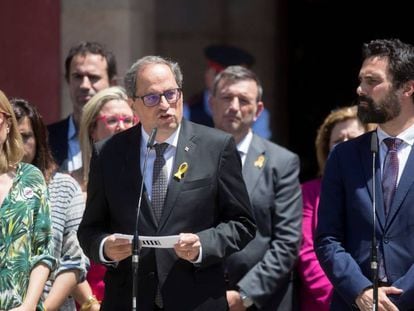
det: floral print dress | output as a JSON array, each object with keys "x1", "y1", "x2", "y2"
[{"x1": 0, "y1": 162, "x2": 55, "y2": 310}]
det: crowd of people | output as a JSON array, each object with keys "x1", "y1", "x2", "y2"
[{"x1": 1, "y1": 37, "x2": 414, "y2": 311}]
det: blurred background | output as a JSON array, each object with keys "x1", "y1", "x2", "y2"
[{"x1": 0, "y1": 0, "x2": 411, "y2": 181}]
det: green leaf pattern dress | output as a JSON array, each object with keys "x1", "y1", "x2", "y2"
[{"x1": 0, "y1": 163, "x2": 56, "y2": 310}]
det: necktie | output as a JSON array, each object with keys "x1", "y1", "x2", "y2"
[
  {"x1": 152, "y1": 143, "x2": 169, "y2": 222},
  {"x1": 151, "y1": 144, "x2": 169, "y2": 308},
  {"x1": 382, "y1": 137, "x2": 403, "y2": 215}
]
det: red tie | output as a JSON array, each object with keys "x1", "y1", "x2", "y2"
[{"x1": 382, "y1": 138, "x2": 403, "y2": 215}]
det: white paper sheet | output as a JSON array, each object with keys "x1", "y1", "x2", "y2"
[{"x1": 113, "y1": 233, "x2": 180, "y2": 248}]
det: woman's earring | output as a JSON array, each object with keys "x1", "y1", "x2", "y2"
[{"x1": 6, "y1": 127, "x2": 10, "y2": 134}]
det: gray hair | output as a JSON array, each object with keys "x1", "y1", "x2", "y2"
[
  {"x1": 124, "y1": 56, "x2": 183, "y2": 98},
  {"x1": 212, "y1": 65, "x2": 263, "y2": 102}
]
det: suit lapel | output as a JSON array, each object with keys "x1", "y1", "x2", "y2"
[
  {"x1": 242, "y1": 135, "x2": 265, "y2": 197},
  {"x1": 158, "y1": 121, "x2": 196, "y2": 231},
  {"x1": 360, "y1": 132, "x2": 386, "y2": 230},
  {"x1": 385, "y1": 145, "x2": 414, "y2": 229}
]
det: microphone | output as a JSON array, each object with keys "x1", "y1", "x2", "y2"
[
  {"x1": 370, "y1": 131, "x2": 378, "y2": 311},
  {"x1": 132, "y1": 127, "x2": 157, "y2": 311}
]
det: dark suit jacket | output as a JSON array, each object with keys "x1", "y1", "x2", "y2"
[
  {"x1": 186, "y1": 90, "x2": 215, "y2": 127},
  {"x1": 315, "y1": 132, "x2": 414, "y2": 310},
  {"x1": 225, "y1": 135, "x2": 302, "y2": 310},
  {"x1": 78, "y1": 120, "x2": 256, "y2": 311},
  {"x1": 47, "y1": 116, "x2": 70, "y2": 167}
]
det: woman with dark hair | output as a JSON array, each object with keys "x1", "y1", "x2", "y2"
[
  {"x1": 0, "y1": 90, "x2": 55, "y2": 311},
  {"x1": 12, "y1": 98, "x2": 96, "y2": 311}
]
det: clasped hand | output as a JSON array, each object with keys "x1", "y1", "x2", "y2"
[{"x1": 355, "y1": 286, "x2": 403, "y2": 311}]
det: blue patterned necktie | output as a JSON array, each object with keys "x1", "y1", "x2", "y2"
[
  {"x1": 152, "y1": 143, "x2": 169, "y2": 222},
  {"x1": 382, "y1": 137, "x2": 403, "y2": 215}
]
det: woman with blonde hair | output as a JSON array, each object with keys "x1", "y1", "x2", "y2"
[
  {"x1": 72, "y1": 86, "x2": 137, "y2": 305},
  {"x1": 72, "y1": 86, "x2": 137, "y2": 191},
  {"x1": 0, "y1": 90, "x2": 55, "y2": 310},
  {"x1": 297, "y1": 105, "x2": 375, "y2": 311}
]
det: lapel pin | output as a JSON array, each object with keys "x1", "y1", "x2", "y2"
[
  {"x1": 254, "y1": 155, "x2": 265, "y2": 169},
  {"x1": 184, "y1": 146, "x2": 190, "y2": 152},
  {"x1": 174, "y1": 162, "x2": 188, "y2": 181}
]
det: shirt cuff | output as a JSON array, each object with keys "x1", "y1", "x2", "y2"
[
  {"x1": 190, "y1": 246, "x2": 203, "y2": 264},
  {"x1": 99, "y1": 236, "x2": 118, "y2": 266}
]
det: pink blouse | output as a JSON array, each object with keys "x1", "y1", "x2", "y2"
[{"x1": 297, "y1": 178, "x2": 333, "y2": 311}]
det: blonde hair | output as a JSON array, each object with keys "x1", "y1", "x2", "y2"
[
  {"x1": 315, "y1": 105, "x2": 376, "y2": 176},
  {"x1": 79, "y1": 86, "x2": 130, "y2": 185},
  {"x1": 0, "y1": 90, "x2": 24, "y2": 174}
]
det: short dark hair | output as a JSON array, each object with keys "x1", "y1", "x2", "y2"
[
  {"x1": 124, "y1": 55, "x2": 183, "y2": 99},
  {"x1": 64, "y1": 41, "x2": 117, "y2": 82},
  {"x1": 362, "y1": 38, "x2": 414, "y2": 90},
  {"x1": 211, "y1": 65, "x2": 263, "y2": 101},
  {"x1": 11, "y1": 98, "x2": 57, "y2": 183}
]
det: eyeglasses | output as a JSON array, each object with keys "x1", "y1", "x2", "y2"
[
  {"x1": 133, "y1": 88, "x2": 182, "y2": 107},
  {"x1": 0, "y1": 111, "x2": 11, "y2": 125},
  {"x1": 96, "y1": 115, "x2": 138, "y2": 128}
]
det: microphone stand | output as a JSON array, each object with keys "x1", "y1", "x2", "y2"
[
  {"x1": 370, "y1": 132, "x2": 379, "y2": 311},
  {"x1": 132, "y1": 127, "x2": 157, "y2": 311}
]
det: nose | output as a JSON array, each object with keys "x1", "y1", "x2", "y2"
[
  {"x1": 80, "y1": 76, "x2": 92, "y2": 89},
  {"x1": 229, "y1": 97, "x2": 240, "y2": 110},
  {"x1": 117, "y1": 120, "x2": 127, "y2": 131},
  {"x1": 159, "y1": 95, "x2": 170, "y2": 110},
  {"x1": 356, "y1": 84, "x2": 365, "y2": 96}
]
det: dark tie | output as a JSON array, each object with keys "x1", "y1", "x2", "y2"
[
  {"x1": 152, "y1": 143, "x2": 168, "y2": 308},
  {"x1": 152, "y1": 143, "x2": 169, "y2": 222},
  {"x1": 382, "y1": 137, "x2": 403, "y2": 215}
]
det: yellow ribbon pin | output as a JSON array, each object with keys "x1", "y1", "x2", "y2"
[
  {"x1": 254, "y1": 155, "x2": 265, "y2": 169},
  {"x1": 174, "y1": 162, "x2": 188, "y2": 180}
]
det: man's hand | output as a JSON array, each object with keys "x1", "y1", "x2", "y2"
[
  {"x1": 226, "y1": 290, "x2": 246, "y2": 311},
  {"x1": 355, "y1": 286, "x2": 403, "y2": 311},
  {"x1": 103, "y1": 234, "x2": 132, "y2": 261},
  {"x1": 174, "y1": 233, "x2": 201, "y2": 261}
]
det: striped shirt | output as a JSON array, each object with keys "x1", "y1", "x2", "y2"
[{"x1": 42, "y1": 172, "x2": 88, "y2": 311}]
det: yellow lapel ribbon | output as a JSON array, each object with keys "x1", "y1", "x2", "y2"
[
  {"x1": 254, "y1": 155, "x2": 265, "y2": 169},
  {"x1": 174, "y1": 162, "x2": 188, "y2": 180}
]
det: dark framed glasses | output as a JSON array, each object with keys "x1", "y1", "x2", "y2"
[{"x1": 133, "y1": 88, "x2": 182, "y2": 107}]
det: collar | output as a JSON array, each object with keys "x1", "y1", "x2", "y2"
[
  {"x1": 377, "y1": 123, "x2": 414, "y2": 147},
  {"x1": 237, "y1": 130, "x2": 253, "y2": 155},
  {"x1": 141, "y1": 123, "x2": 181, "y2": 149},
  {"x1": 68, "y1": 115, "x2": 78, "y2": 140}
]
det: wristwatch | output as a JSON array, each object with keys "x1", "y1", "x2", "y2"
[{"x1": 239, "y1": 290, "x2": 254, "y2": 308}]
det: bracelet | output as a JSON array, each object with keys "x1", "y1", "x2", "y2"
[{"x1": 80, "y1": 295, "x2": 100, "y2": 311}]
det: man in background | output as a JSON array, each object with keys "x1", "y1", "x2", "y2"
[
  {"x1": 210, "y1": 65, "x2": 302, "y2": 310},
  {"x1": 316, "y1": 38, "x2": 414, "y2": 310},
  {"x1": 48, "y1": 41, "x2": 117, "y2": 171},
  {"x1": 184, "y1": 44, "x2": 272, "y2": 139}
]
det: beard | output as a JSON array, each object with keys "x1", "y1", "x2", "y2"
[{"x1": 357, "y1": 90, "x2": 401, "y2": 124}]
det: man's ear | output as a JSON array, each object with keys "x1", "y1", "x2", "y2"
[
  {"x1": 402, "y1": 80, "x2": 414, "y2": 97},
  {"x1": 254, "y1": 101, "x2": 265, "y2": 122},
  {"x1": 128, "y1": 98, "x2": 137, "y2": 113}
]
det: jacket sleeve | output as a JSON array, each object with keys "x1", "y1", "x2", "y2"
[
  {"x1": 197, "y1": 135, "x2": 256, "y2": 267},
  {"x1": 237, "y1": 153, "x2": 302, "y2": 308}
]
